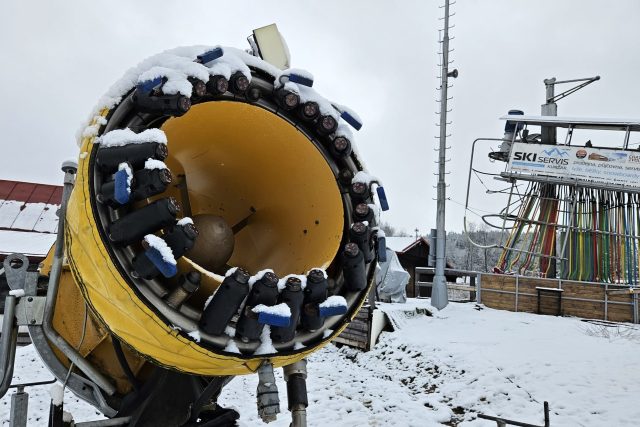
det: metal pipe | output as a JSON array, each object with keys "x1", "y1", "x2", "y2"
[
  {"x1": 604, "y1": 282, "x2": 609, "y2": 321},
  {"x1": 75, "y1": 417, "x2": 132, "y2": 427},
  {"x1": 283, "y1": 360, "x2": 308, "y2": 427},
  {"x1": 515, "y1": 276, "x2": 519, "y2": 312},
  {"x1": 560, "y1": 190, "x2": 577, "y2": 278},
  {"x1": 544, "y1": 401, "x2": 550, "y2": 427},
  {"x1": 553, "y1": 76, "x2": 600, "y2": 85},
  {"x1": 43, "y1": 162, "x2": 116, "y2": 396},
  {"x1": 464, "y1": 138, "x2": 509, "y2": 250},
  {"x1": 0, "y1": 295, "x2": 18, "y2": 398}
]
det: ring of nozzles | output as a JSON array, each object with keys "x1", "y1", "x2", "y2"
[{"x1": 88, "y1": 50, "x2": 382, "y2": 356}]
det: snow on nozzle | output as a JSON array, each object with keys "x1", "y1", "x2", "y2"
[
  {"x1": 137, "y1": 77, "x2": 164, "y2": 94},
  {"x1": 283, "y1": 70, "x2": 314, "y2": 87},
  {"x1": 113, "y1": 167, "x2": 132, "y2": 205},
  {"x1": 236, "y1": 271, "x2": 280, "y2": 342},
  {"x1": 141, "y1": 239, "x2": 178, "y2": 279},
  {"x1": 301, "y1": 269, "x2": 329, "y2": 332},
  {"x1": 340, "y1": 110, "x2": 362, "y2": 131},
  {"x1": 288, "y1": 73, "x2": 313, "y2": 87},
  {"x1": 196, "y1": 47, "x2": 224, "y2": 65},
  {"x1": 270, "y1": 277, "x2": 305, "y2": 343},
  {"x1": 318, "y1": 295, "x2": 348, "y2": 318},
  {"x1": 350, "y1": 181, "x2": 370, "y2": 204},
  {"x1": 256, "y1": 303, "x2": 292, "y2": 328}
]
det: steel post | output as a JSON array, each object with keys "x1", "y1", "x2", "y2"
[
  {"x1": 9, "y1": 387, "x2": 28, "y2": 427},
  {"x1": 0, "y1": 295, "x2": 18, "y2": 398},
  {"x1": 432, "y1": 0, "x2": 452, "y2": 310}
]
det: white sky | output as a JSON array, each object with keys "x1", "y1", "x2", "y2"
[{"x1": 2, "y1": 0, "x2": 640, "y2": 234}]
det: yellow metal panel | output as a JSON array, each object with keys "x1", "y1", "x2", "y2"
[{"x1": 161, "y1": 101, "x2": 344, "y2": 276}]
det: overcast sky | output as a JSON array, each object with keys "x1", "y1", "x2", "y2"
[{"x1": 2, "y1": 0, "x2": 640, "y2": 234}]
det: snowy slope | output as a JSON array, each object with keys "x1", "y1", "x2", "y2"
[{"x1": 2, "y1": 301, "x2": 640, "y2": 426}]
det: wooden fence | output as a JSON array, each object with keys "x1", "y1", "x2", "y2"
[{"x1": 478, "y1": 273, "x2": 639, "y2": 323}]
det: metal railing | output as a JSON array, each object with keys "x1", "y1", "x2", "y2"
[{"x1": 478, "y1": 401, "x2": 550, "y2": 427}]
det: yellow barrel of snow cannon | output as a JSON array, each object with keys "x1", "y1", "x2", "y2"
[{"x1": 39, "y1": 42, "x2": 383, "y2": 412}]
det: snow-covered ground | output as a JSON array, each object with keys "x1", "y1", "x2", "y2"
[{"x1": 2, "y1": 300, "x2": 640, "y2": 426}]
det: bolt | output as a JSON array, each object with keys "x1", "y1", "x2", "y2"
[{"x1": 27, "y1": 297, "x2": 33, "y2": 302}]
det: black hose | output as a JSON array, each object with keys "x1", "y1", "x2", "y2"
[{"x1": 112, "y1": 337, "x2": 142, "y2": 391}]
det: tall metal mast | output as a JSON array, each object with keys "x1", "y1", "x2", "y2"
[{"x1": 432, "y1": 0, "x2": 456, "y2": 310}]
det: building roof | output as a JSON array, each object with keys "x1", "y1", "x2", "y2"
[
  {"x1": 0, "y1": 230, "x2": 58, "y2": 258},
  {"x1": 385, "y1": 236, "x2": 419, "y2": 252},
  {"x1": 0, "y1": 180, "x2": 62, "y2": 260}
]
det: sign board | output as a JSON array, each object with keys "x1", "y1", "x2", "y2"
[{"x1": 507, "y1": 143, "x2": 640, "y2": 189}]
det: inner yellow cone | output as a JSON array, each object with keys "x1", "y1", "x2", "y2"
[{"x1": 160, "y1": 101, "x2": 344, "y2": 278}]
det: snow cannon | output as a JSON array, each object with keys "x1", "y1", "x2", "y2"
[{"x1": 1, "y1": 25, "x2": 385, "y2": 425}]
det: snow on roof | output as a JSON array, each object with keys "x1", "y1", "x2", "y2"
[
  {"x1": 385, "y1": 237, "x2": 419, "y2": 252},
  {"x1": 0, "y1": 230, "x2": 56, "y2": 257},
  {"x1": 0, "y1": 180, "x2": 61, "y2": 234}
]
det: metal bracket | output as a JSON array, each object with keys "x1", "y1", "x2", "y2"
[
  {"x1": 15, "y1": 296, "x2": 46, "y2": 326},
  {"x1": 3, "y1": 254, "x2": 36, "y2": 294}
]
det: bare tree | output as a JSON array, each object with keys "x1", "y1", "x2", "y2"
[{"x1": 379, "y1": 222, "x2": 410, "y2": 237}]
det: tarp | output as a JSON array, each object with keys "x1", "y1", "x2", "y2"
[{"x1": 376, "y1": 249, "x2": 409, "y2": 303}]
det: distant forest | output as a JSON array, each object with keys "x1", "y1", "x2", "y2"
[{"x1": 381, "y1": 222, "x2": 504, "y2": 272}]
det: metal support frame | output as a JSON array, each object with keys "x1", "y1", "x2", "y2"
[
  {"x1": 8, "y1": 380, "x2": 56, "y2": 427},
  {"x1": 41, "y1": 161, "x2": 115, "y2": 396},
  {"x1": 283, "y1": 360, "x2": 308, "y2": 427},
  {"x1": 75, "y1": 418, "x2": 132, "y2": 427},
  {"x1": 0, "y1": 294, "x2": 18, "y2": 399},
  {"x1": 0, "y1": 161, "x2": 119, "y2": 418}
]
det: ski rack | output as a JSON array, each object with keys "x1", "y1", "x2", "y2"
[{"x1": 465, "y1": 116, "x2": 640, "y2": 281}]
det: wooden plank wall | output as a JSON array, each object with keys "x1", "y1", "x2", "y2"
[
  {"x1": 333, "y1": 305, "x2": 372, "y2": 350},
  {"x1": 479, "y1": 274, "x2": 637, "y2": 323}
]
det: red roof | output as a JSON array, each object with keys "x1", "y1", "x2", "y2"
[
  {"x1": 0, "y1": 180, "x2": 62, "y2": 234},
  {"x1": 0, "y1": 180, "x2": 62, "y2": 205},
  {"x1": 0, "y1": 180, "x2": 62, "y2": 261}
]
